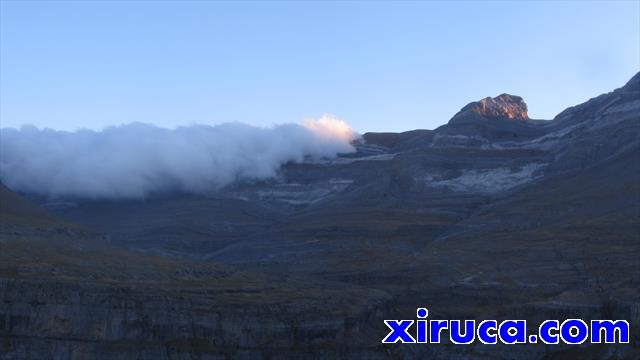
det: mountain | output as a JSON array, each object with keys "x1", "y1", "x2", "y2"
[
  {"x1": 1, "y1": 73, "x2": 639, "y2": 359},
  {"x1": 449, "y1": 93, "x2": 529, "y2": 123}
]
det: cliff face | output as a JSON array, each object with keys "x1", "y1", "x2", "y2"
[
  {"x1": 2, "y1": 276, "x2": 638, "y2": 359},
  {"x1": 0, "y1": 278, "x2": 391, "y2": 359}
]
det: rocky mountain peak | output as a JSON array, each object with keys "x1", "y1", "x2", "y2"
[
  {"x1": 464, "y1": 94, "x2": 529, "y2": 120},
  {"x1": 449, "y1": 93, "x2": 529, "y2": 124}
]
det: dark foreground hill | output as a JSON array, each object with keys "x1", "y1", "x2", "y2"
[{"x1": 1, "y1": 73, "x2": 639, "y2": 359}]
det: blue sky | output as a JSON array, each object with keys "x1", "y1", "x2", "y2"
[{"x1": 1, "y1": 1, "x2": 638, "y2": 133}]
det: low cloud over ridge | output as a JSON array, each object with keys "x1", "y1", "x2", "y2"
[{"x1": 0, "y1": 116, "x2": 358, "y2": 199}]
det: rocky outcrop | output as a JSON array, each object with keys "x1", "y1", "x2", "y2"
[{"x1": 449, "y1": 94, "x2": 529, "y2": 124}]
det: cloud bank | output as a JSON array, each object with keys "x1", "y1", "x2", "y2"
[{"x1": 0, "y1": 116, "x2": 358, "y2": 199}]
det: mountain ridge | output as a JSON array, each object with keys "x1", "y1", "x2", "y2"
[{"x1": 1, "y1": 72, "x2": 639, "y2": 359}]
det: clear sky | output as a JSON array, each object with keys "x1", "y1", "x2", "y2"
[{"x1": 1, "y1": 1, "x2": 638, "y2": 133}]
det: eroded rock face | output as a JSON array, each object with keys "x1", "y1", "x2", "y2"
[
  {"x1": 450, "y1": 94, "x2": 529, "y2": 123},
  {"x1": 0, "y1": 278, "x2": 392, "y2": 359}
]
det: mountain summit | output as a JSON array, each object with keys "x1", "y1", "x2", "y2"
[{"x1": 449, "y1": 93, "x2": 529, "y2": 124}]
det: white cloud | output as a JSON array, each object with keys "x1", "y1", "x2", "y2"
[{"x1": 0, "y1": 115, "x2": 358, "y2": 199}]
